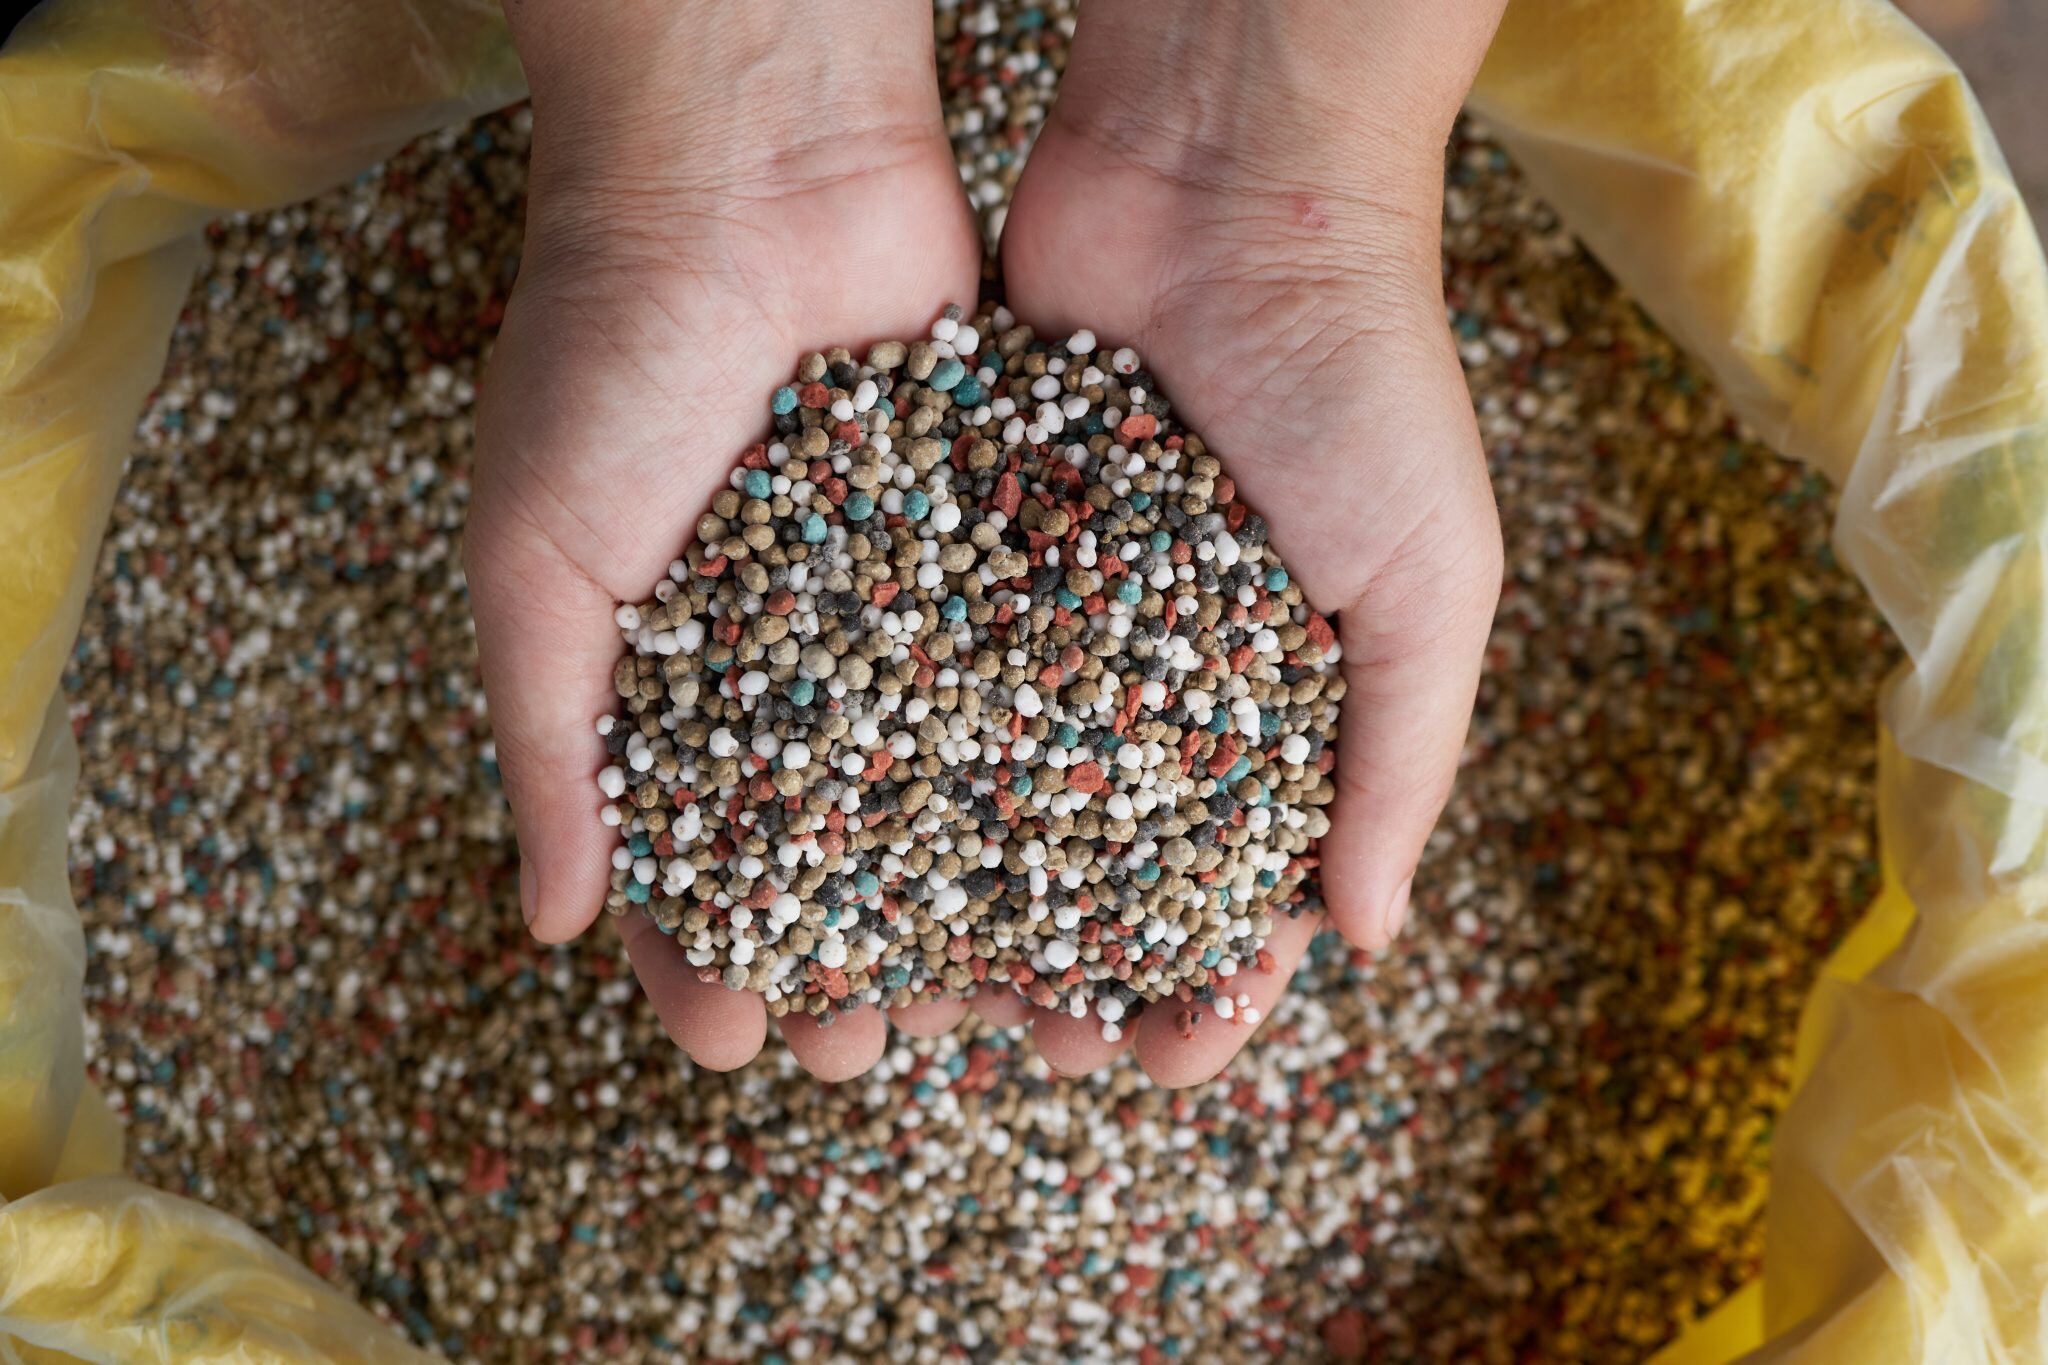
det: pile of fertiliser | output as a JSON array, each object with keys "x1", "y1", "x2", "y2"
[
  {"x1": 598, "y1": 306, "x2": 1338, "y2": 1031},
  {"x1": 67, "y1": 9, "x2": 1896, "y2": 1359}
]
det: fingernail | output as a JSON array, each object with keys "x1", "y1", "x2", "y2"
[
  {"x1": 519, "y1": 860, "x2": 538, "y2": 927},
  {"x1": 1383, "y1": 876, "x2": 1413, "y2": 943}
]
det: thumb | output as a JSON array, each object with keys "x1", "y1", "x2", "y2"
[
  {"x1": 464, "y1": 512, "x2": 624, "y2": 944},
  {"x1": 1317, "y1": 494, "x2": 1500, "y2": 951}
]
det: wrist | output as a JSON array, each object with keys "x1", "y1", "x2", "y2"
[
  {"x1": 506, "y1": 0, "x2": 942, "y2": 201},
  {"x1": 1055, "y1": 0, "x2": 1503, "y2": 205}
]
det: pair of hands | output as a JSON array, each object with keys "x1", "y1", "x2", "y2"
[{"x1": 468, "y1": 0, "x2": 1504, "y2": 1086}]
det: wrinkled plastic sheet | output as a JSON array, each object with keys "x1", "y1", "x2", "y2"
[{"x1": 1, "y1": 0, "x2": 2043, "y2": 1359}]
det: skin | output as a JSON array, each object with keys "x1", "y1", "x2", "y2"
[{"x1": 471, "y1": 0, "x2": 1505, "y2": 1085}]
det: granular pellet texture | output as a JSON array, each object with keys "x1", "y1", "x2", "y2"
[
  {"x1": 936, "y1": 0, "x2": 1075, "y2": 246},
  {"x1": 599, "y1": 308, "x2": 1336, "y2": 1024},
  {"x1": 64, "y1": 12, "x2": 1894, "y2": 1363}
]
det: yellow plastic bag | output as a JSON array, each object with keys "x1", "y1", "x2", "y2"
[
  {"x1": 1, "y1": 2, "x2": 517, "y2": 1358},
  {"x1": 1465, "y1": 6, "x2": 2048, "y2": 1358},
  {"x1": 1, "y1": 0, "x2": 2042, "y2": 1359}
]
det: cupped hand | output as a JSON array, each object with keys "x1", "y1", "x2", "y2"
[
  {"x1": 998, "y1": 0, "x2": 1507, "y2": 1085},
  {"x1": 468, "y1": 2, "x2": 991, "y2": 1080},
  {"x1": 472, "y1": 0, "x2": 1504, "y2": 1088}
]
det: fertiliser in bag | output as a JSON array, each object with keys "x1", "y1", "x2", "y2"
[{"x1": 2, "y1": 0, "x2": 2045, "y2": 1359}]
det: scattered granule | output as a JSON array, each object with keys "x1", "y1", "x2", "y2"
[
  {"x1": 937, "y1": 0, "x2": 1075, "y2": 246},
  {"x1": 600, "y1": 307, "x2": 1337, "y2": 1025},
  {"x1": 62, "y1": 15, "x2": 1893, "y2": 1365}
]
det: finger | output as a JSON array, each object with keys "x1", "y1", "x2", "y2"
[
  {"x1": 889, "y1": 998, "x2": 970, "y2": 1039},
  {"x1": 1031, "y1": 1003, "x2": 1134, "y2": 1077},
  {"x1": 466, "y1": 284, "x2": 757, "y2": 946},
  {"x1": 970, "y1": 985, "x2": 1034, "y2": 1030},
  {"x1": 778, "y1": 1005, "x2": 888, "y2": 1083},
  {"x1": 1313, "y1": 430, "x2": 1501, "y2": 945},
  {"x1": 465, "y1": 514, "x2": 624, "y2": 945},
  {"x1": 618, "y1": 914, "x2": 767, "y2": 1071},
  {"x1": 1135, "y1": 909, "x2": 1320, "y2": 1088}
]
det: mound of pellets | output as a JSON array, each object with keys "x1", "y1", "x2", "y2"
[
  {"x1": 70, "y1": 14, "x2": 1897, "y2": 1361},
  {"x1": 598, "y1": 308, "x2": 1340, "y2": 1026}
]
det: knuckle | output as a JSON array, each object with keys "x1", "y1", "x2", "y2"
[
  {"x1": 1353, "y1": 555, "x2": 1492, "y2": 661},
  {"x1": 1335, "y1": 724, "x2": 1460, "y2": 821}
]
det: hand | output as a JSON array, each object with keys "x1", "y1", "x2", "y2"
[
  {"x1": 999, "y1": 0, "x2": 1507, "y2": 1084},
  {"x1": 468, "y1": 1, "x2": 987, "y2": 1080}
]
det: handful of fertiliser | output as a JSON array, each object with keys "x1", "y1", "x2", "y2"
[{"x1": 596, "y1": 305, "x2": 1340, "y2": 1041}]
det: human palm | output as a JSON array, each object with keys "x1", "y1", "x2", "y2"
[
  {"x1": 996, "y1": 61, "x2": 1502, "y2": 1084},
  {"x1": 468, "y1": 109, "x2": 987, "y2": 1079}
]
